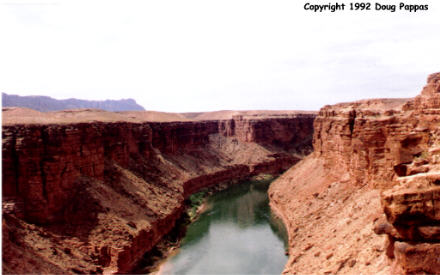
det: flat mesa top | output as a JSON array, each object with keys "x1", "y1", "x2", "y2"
[
  {"x1": 1, "y1": 107, "x2": 317, "y2": 126},
  {"x1": 324, "y1": 98, "x2": 411, "y2": 112}
]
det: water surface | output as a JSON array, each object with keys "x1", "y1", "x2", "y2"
[{"x1": 160, "y1": 179, "x2": 288, "y2": 274}]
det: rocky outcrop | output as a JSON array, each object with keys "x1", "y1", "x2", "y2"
[
  {"x1": 374, "y1": 176, "x2": 440, "y2": 274},
  {"x1": 2, "y1": 111, "x2": 315, "y2": 273},
  {"x1": 313, "y1": 97, "x2": 417, "y2": 187},
  {"x1": 269, "y1": 72, "x2": 440, "y2": 274},
  {"x1": 374, "y1": 73, "x2": 440, "y2": 274},
  {"x1": 413, "y1": 72, "x2": 440, "y2": 111}
]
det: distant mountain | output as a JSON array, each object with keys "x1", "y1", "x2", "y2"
[{"x1": 2, "y1": 93, "x2": 145, "y2": 112}]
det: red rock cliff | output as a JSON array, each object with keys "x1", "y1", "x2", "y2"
[
  {"x1": 375, "y1": 73, "x2": 440, "y2": 274},
  {"x1": 232, "y1": 114, "x2": 315, "y2": 153},
  {"x1": 2, "y1": 111, "x2": 316, "y2": 274},
  {"x1": 269, "y1": 72, "x2": 440, "y2": 274}
]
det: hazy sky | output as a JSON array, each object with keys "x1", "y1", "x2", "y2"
[{"x1": 0, "y1": 0, "x2": 439, "y2": 112}]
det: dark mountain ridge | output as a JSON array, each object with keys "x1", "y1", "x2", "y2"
[{"x1": 2, "y1": 93, "x2": 145, "y2": 112}]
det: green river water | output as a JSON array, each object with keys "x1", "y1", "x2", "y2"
[{"x1": 160, "y1": 179, "x2": 288, "y2": 274}]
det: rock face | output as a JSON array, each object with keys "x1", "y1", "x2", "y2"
[
  {"x1": 313, "y1": 97, "x2": 416, "y2": 187},
  {"x1": 2, "y1": 110, "x2": 315, "y2": 273},
  {"x1": 269, "y1": 72, "x2": 440, "y2": 274},
  {"x1": 2, "y1": 92, "x2": 145, "y2": 112},
  {"x1": 376, "y1": 73, "x2": 440, "y2": 274},
  {"x1": 233, "y1": 114, "x2": 315, "y2": 153}
]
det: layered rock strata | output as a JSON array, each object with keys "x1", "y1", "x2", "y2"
[
  {"x1": 375, "y1": 73, "x2": 440, "y2": 274},
  {"x1": 269, "y1": 72, "x2": 440, "y2": 274},
  {"x1": 2, "y1": 111, "x2": 315, "y2": 273}
]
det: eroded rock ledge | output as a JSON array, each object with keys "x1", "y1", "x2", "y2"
[
  {"x1": 375, "y1": 72, "x2": 440, "y2": 274},
  {"x1": 269, "y1": 72, "x2": 440, "y2": 274},
  {"x1": 2, "y1": 111, "x2": 315, "y2": 274}
]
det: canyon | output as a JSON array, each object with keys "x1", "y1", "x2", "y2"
[
  {"x1": 2, "y1": 108, "x2": 315, "y2": 273},
  {"x1": 3, "y1": 72, "x2": 440, "y2": 274}
]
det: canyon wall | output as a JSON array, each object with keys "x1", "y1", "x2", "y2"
[
  {"x1": 314, "y1": 72, "x2": 439, "y2": 188},
  {"x1": 2, "y1": 112, "x2": 315, "y2": 273},
  {"x1": 233, "y1": 114, "x2": 315, "y2": 153},
  {"x1": 269, "y1": 72, "x2": 440, "y2": 274},
  {"x1": 375, "y1": 73, "x2": 440, "y2": 274}
]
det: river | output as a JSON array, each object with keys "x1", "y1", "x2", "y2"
[{"x1": 159, "y1": 178, "x2": 288, "y2": 274}]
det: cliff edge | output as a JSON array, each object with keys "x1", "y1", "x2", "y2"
[
  {"x1": 2, "y1": 109, "x2": 316, "y2": 273},
  {"x1": 269, "y1": 72, "x2": 440, "y2": 274}
]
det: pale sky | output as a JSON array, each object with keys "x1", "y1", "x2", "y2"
[{"x1": 0, "y1": 0, "x2": 439, "y2": 112}]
